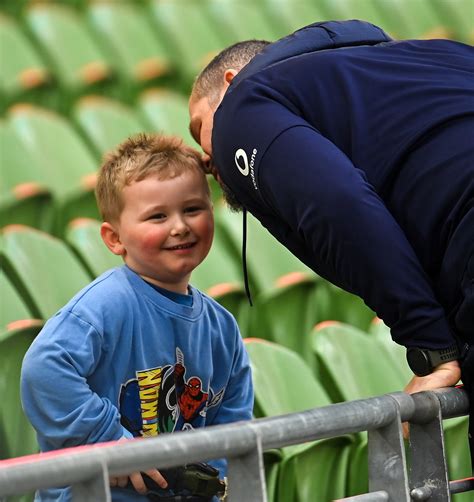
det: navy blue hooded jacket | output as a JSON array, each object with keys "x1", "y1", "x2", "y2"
[{"x1": 212, "y1": 20, "x2": 474, "y2": 349}]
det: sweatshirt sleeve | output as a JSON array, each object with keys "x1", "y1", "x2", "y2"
[
  {"x1": 206, "y1": 321, "x2": 253, "y2": 477},
  {"x1": 210, "y1": 323, "x2": 253, "y2": 428},
  {"x1": 256, "y1": 125, "x2": 456, "y2": 349},
  {"x1": 21, "y1": 310, "x2": 127, "y2": 451}
]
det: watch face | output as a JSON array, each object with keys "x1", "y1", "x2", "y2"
[{"x1": 407, "y1": 348, "x2": 431, "y2": 376}]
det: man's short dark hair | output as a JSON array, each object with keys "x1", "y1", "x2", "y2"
[{"x1": 192, "y1": 40, "x2": 270, "y2": 103}]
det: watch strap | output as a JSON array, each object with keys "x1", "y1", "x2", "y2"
[{"x1": 427, "y1": 344, "x2": 459, "y2": 367}]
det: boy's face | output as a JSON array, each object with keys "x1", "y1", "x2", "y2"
[{"x1": 103, "y1": 169, "x2": 214, "y2": 294}]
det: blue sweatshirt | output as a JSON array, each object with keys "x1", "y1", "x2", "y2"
[
  {"x1": 212, "y1": 20, "x2": 474, "y2": 349},
  {"x1": 21, "y1": 266, "x2": 253, "y2": 501}
]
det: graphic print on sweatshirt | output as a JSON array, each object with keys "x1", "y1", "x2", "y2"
[{"x1": 119, "y1": 348, "x2": 225, "y2": 436}]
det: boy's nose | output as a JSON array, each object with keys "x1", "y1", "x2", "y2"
[{"x1": 170, "y1": 217, "x2": 190, "y2": 236}]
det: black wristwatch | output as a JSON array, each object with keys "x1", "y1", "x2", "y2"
[{"x1": 406, "y1": 345, "x2": 459, "y2": 377}]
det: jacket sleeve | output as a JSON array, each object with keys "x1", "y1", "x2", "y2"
[
  {"x1": 256, "y1": 125, "x2": 456, "y2": 349},
  {"x1": 21, "y1": 311, "x2": 128, "y2": 451}
]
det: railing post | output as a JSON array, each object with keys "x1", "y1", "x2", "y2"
[
  {"x1": 227, "y1": 429, "x2": 267, "y2": 502},
  {"x1": 71, "y1": 458, "x2": 111, "y2": 501},
  {"x1": 368, "y1": 395, "x2": 410, "y2": 501},
  {"x1": 409, "y1": 392, "x2": 450, "y2": 501}
]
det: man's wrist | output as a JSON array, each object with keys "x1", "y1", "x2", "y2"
[{"x1": 406, "y1": 345, "x2": 459, "y2": 377}]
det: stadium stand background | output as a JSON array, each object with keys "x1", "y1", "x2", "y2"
[{"x1": 1, "y1": 1, "x2": 472, "y2": 501}]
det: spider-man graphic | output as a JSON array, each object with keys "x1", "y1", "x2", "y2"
[{"x1": 174, "y1": 359, "x2": 208, "y2": 428}]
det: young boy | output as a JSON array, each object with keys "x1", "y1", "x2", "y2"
[{"x1": 21, "y1": 133, "x2": 253, "y2": 501}]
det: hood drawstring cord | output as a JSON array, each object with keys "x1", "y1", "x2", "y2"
[{"x1": 242, "y1": 209, "x2": 253, "y2": 306}]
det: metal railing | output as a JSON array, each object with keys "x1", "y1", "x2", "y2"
[{"x1": 0, "y1": 387, "x2": 471, "y2": 501}]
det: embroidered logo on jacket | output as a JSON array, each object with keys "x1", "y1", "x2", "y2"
[{"x1": 234, "y1": 147, "x2": 259, "y2": 190}]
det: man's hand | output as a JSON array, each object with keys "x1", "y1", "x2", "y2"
[
  {"x1": 403, "y1": 360, "x2": 461, "y2": 437},
  {"x1": 404, "y1": 360, "x2": 461, "y2": 395},
  {"x1": 109, "y1": 437, "x2": 168, "y2": 494}
]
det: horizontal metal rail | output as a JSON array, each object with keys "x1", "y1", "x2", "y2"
[{"x1": 0, "y1": 387, "x2": 470, "y2": 501}]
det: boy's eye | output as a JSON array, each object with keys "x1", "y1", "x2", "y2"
[
  {"x1": 184, "y1": 206, "x2": 202, "y2": 213},
  {"x1": 149, "y1": 213, "x2": 166, "y2": 220}
]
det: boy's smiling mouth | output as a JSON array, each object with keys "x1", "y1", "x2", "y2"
[{"x1": 165, "y1": 242, "x2": 196, "y2": 250}]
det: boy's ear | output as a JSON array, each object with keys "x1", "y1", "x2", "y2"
[{"x1": 100, "y1": 222, "x2": 125, "y2": 256}]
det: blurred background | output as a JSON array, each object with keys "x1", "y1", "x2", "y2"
[{"x1": 0, "y1": 1, "x2": 472, "y2": 501}]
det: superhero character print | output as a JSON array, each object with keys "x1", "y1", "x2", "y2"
[{"x1": 119, "y1": 347, "x2": 224, "y2": 437}]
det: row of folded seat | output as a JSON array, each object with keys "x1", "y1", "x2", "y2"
[
  {"x1": 0, "y1": 94, "x2": 194, "y2": 235},
  {"x1": 2, "y1": 1, "x2": 473, "y2": 114}
]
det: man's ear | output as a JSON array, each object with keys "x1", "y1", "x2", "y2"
[
  {"x1": 100, "y1": 221, "x2": 125, "y2": 256},
  {"x1": 223, "y1": 69, "x2": 238, "y2": 86}
]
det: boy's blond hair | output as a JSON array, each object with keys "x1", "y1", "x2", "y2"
[{"x1": 96, "y1": 133, "x2": 208, "y2": 223}]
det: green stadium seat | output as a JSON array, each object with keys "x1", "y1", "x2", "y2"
[
  {"x1": 64, "y1": 217, "x2": 122, "y2": 278},
  {"x1": 148, "y1": 0, "x2": 226, "y2": 91},
  {"x1": 368, "y1": 317, "x2": 412, "y2": 379},
  {"x1": 314, "y1": 281, "x2": 375, "y2": 333},
  {"x1": 205, "y1": 0, "x2": 278, "y2": 45},
  {"x1": 87, "y1": 1, "x2": 174, "y2": 99},
  {"x1": 215, "y1": 207, "x2": 314, "y2": 295},
  {"x1": 0, "y1": 0, "x2": 29, "y2": 18},
  {"x1": 256, "y1": 0, "x2": 330, "y2": 37},
  {"x1": 137, "y1": 88, "x2": 195, "y2": 147},
  {"x1": 191, "y1": 222, "x2": 249, "y2": 330},
  {"x1": 0, "y1": 119, "x2": 54, "y2": 232},
  {"x1": 0, "y1": 236, "x2": 41, "y2": 468},
  {"x1": 324, "y1": 0, "x2": 384, "y2": 23},
  {"x1": 0, "y1": 13, "x2": 55, "y2": 112},
  {"x1": 370, "y1": 0, "x2": 451, "y2": 40},
  {"x1": 311, "y1": 321, "x2": 408, "y2": 496},
  {"x1": 73, "y1": 95, "x2": 150, "y2": 158},
  {"x1": 311, "y1": 321, "x2": 407, "y2": 403},
  {"x1": 303, "y1": 0, "x2": 352, "y2": 21},
  {"x1": 0, "y1": 322, "x2": 43, "y2": 461},
  {"x1": 246, "y1": 274, "x2": 319, "y2": 363},
  {"x1": 24, "y1": 3, "x2": 115, "y2": 108},
  {"x1": 8, "y1": 104, "x2": 100, "y2": 234},
  {"x1": 0, "y1": 268, "x2": 40, "y2": 332},
  {"x1": 0, "y1": 259, "x2": 43, "y2": 500},
  {"x1": 244, "y1": 338, "x2": 352, "y2": 501},
  {"x1": 1, "y1": 225, "x2": 91, "y2": 319},
  {"x1": 429, "y1": 0, "x2": 474, "y2": 43}
]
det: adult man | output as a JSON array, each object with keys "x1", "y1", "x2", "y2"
[{"x1": 188, "y1": 20, "x2": 474, "y2": 465}]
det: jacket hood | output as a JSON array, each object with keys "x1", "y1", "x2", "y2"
[{"x1": 233, "y1": 19, "x2": 392, "y2": 86}]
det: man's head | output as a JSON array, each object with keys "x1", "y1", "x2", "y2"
[
  {"x1": 96, "y1": 133, "x2": 214, "y2": 293},
  {"x1": 189, "y1": 40, "x2": 270, "y2": 211},
  {"x1": 189, "y1": 39, "x2": 270, "y2": 158}
]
